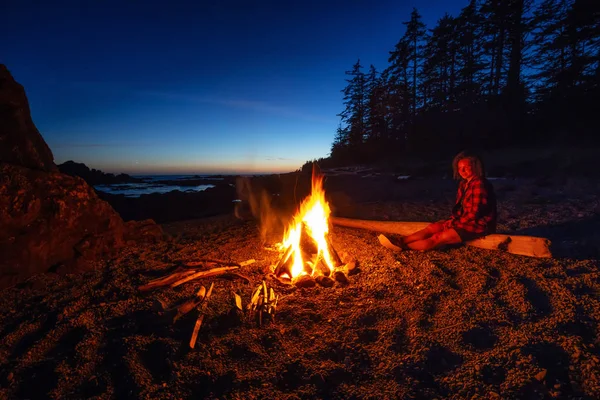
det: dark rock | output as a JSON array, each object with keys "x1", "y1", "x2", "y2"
[
  {"x1": 0, "y1": 64, "x2": 164, "y2": 288},
  {"x1": 315, "y1": 275, "x2": 335, "y2": 288},
  {"x1": 294, "y1": 275, "x2": 316, "y2": 288},
  {"x1": 0, "y1": 163, "x2": 164, "y2": 287},
  {"x1": 57, "y1": 160, "x2": 143, "y2": 185},
  {"x1": 333, "y1": 270, "x2": 349, "y2": 284},
  {"x1": 0, "y1": 64, "x2": 56, "y2": 172}
]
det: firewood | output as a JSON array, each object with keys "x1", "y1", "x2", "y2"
[
  {"x1": 185, "y1": 259, "x2": 241, "y2": 267},
  {"x1": 274, "y1": 245, "x2": 293, "y2": 275},
  {"x1": 171, "y1": 266, "x2": 239, "y2": 288},
  {"x1": 343, "y1": 260, "x2": 359, "y2": 275},
  {"x1": 174, "y1": 286, "x2": 206, "y2": 322},
  {"x1": 182, "y1": 261, "x2": 206, "y2": 267},
  {"x1": 146, "y1": 267, "x2": 188, "y2": 283},
  {"x1": 138, "y1": 269, "x2": 198, "y2": 291},
  {"x1": 220, "y1": 272, "x2": 251, "y2": 284},
  {"x1": 326, "y1": 236, "x2": 343, "y2": 267},
  {"x1": 300, "y1": 227, "x2": 319, "y2": 255},
  {"x1": 316, "y1": 258, "x2": 331, "y2": 277},
  {"x1": 275, "y1": 253, "x2": 295, "y2": 279},
  {"x1": 332, "y1": 217, "x2": 552, "y2": 258},
  {"x1": 345, "y1": 260, "x2": 357, "y2": 272},
  {"x1": 190, "y1": 282, "x2": 214, "y2": 349},
  {"x1": 240, "y1": 259, "x2": 256, "y2": 267}
]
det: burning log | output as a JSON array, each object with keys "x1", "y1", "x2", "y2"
[
  {"x1": 326, "y1": 236, "x2": 343, "y2": 267},
  {"x1": 270, "y1": 166, "x2": 350, "y2": 286},
  {"x1": 190, "y1": 282, "x2": 214, "y2": 349},
  {"x1": 315, "y1": 257, "x2": 331, "y2": 277},
  {"x1": 171, "y1": 266, "x2": 239, "y2": 288},
  {"x1": 332, "y1": 217, "x2": 552, "y2": 258},
  {"x1": 274, "y1": 245, "x2": 293, "y2": 277}
]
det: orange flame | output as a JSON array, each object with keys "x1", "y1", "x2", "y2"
[{"x1": 277, "y1": 170, "x2": 337, "y2": 280}]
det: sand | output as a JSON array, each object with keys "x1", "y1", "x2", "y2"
[{"x1": 0, "y1": 176, "x2": 599, "y2": 399}]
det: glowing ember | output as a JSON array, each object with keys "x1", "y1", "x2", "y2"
[{"x1": 276, "y1": 169, "x2": 339, "y2": 281}]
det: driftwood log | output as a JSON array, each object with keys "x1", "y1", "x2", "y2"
[{"x1": 331, "y1": 217, "x2": 552, "y2": 258}]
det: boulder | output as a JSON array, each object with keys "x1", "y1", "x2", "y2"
[
  {"x1": 0, "y1": 64, "x2": 56, "y2": 172},
  {"x1": 0, "y1": 64, "x2": 164, "y2": 288},
  {"x1": 58, "y1": 160, "x2": 144, "y2": 185}
]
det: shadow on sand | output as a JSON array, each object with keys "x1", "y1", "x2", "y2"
[{"x1": 514, "y1": 215, "x2": 600, "y2": 260}]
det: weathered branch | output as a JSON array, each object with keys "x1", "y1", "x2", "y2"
[
  {"x1": 171, "y1": 266, "x2": 239, "y2": 288},
  {"x1": 138, "y1": 269, "x2": 198, "y2": 291}
]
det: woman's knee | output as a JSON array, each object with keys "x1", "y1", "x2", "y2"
[
  {"x1": 434, "y1": 229, "x2": 462, "y2": 245},
  {"x1": 427, "y1": 222, "x2": 445, "y2": 234}
]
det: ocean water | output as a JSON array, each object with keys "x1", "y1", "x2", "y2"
[{"x1": 94, "y1": 174, "x2": 223, "y2": 197}]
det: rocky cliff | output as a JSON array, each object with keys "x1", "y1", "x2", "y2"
[{"x1": 0, "y1": 64, "x2": 164, "y2": 288}]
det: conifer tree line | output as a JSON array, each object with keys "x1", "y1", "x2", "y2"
[{"x1": 331, "y1": 0, "x2": 600, "y2": 165}]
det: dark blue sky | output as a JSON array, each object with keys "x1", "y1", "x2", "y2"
[{"x1": 3, "y1": 0, "x2": 464, "y2": 174}]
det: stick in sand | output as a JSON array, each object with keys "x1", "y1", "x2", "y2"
[
  {"x1": 173, "y1": 286, "x2": 206, "y2": 322},
  {"x1": 190, "y1": 282, "x2": 214, "y2": 349}
]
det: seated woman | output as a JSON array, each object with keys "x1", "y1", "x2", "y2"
[{"x1": 379, "y1": 150, "x2": 497, "y2": 251}]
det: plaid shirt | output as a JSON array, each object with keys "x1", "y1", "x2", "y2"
[{"x1": 449, "y1": 176, "x2": 497, "y2": 234}]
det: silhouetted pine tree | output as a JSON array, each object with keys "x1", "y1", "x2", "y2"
[
  {"x1": 364, "y1": 65, "x2": 387, "y2": 142},
  {"x1": 422, "y1": 14, "x2": 458, "y2": 111},
  {"x1": 337, "y1": 59, "x2": 367, "y2": 158},
  {"x1": 530, "y1": 0, "x2": 600, "y2": 141},
  {"x1": 455, "y1": 0, "x2": 487, "y2": 105},
  {"x1": 331, "y1": 124, "x2": 351, "y2": 162},
  {"x1": 565, "y1": 0, "x2": 600, "y2": 90},
  {"x1": 530, "y1": 0, "x2": 572, "y2": 101},
  {"x1": 403, "y1": 8, "x2": 428, "y2": 119},
  {"x1": 481, "y1": 0, "x2": 511, "y2": 97},
  {"x1": 326, "y1": 0, "x2": 600, "y2": 167},
  {"x1": 504, "y1": 0, "x2": 533, "y2": 142},
  {"x1": 386, "y1": 38, "x2": 412, "y2": 148}
]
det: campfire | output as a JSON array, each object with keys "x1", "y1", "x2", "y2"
[{"x1": 273, "y1": 168, "x2": 351, "y2": 286}]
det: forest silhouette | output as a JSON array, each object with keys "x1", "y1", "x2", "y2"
[{"x1": 310, "y1": 0, "x2": 599, "y2": 171}]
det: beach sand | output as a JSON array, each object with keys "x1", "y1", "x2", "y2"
[{"x1": 1, "y1": 175, "x2": 599, "y2": 399}]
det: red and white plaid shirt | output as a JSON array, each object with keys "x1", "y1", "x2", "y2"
[{"x1": 449, "y1": 176, "x2": 497, "y2": 234}]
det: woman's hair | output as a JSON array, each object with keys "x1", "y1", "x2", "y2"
[{"x1": 452, "y1": 150, "x2": 486, "y2": 180}]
